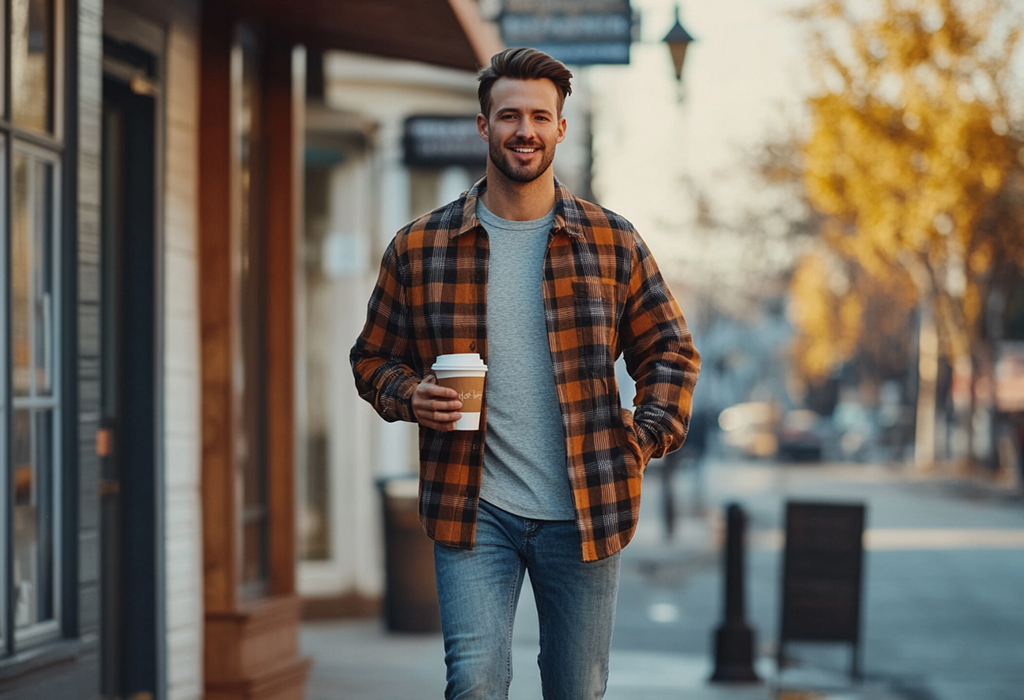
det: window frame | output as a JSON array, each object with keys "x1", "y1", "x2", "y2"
[
  {"x1": 8, "y1": 138, "x2": 62, "y2": 651},
  {"x1": 1, "y1": 0, "x2": 68, "y2": 660}
]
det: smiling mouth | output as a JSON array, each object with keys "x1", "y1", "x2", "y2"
[{"x1": 509, "y1": 145, "x2": 540, "y2": 154}]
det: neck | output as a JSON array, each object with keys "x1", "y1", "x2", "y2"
[{"x1": 480, "y1": 165, "x2": 556, "y2": 221}]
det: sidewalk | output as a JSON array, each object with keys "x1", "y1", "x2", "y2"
[
  {"x1": 301, "y1": 617, "x2": 910, "y2": 699},
  {"x1": 300, "y1": 506, "x2": 908, "y2": 700},
  {"x1": 303, "y1": 616, "x2": 772, "y2": 700}
]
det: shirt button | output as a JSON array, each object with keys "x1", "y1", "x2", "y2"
[{"x1": 469, "y1": 341, "x2": 477, "y2": 352}]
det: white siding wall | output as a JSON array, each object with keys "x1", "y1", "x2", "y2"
[{"x1": 162, "y1": 21, "x2": 203, "y2": 700}]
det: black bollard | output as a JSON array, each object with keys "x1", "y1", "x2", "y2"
[{"x1": 710, "y1": 503, "x2": 761, "y2": 683}]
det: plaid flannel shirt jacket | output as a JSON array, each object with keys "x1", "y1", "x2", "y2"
[{"x1": 351, "y1": 177, "x2": 700, "y2": 562}]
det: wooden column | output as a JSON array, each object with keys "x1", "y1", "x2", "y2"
[
  {"x1": 198, "y1": 0, "x2": 236, "y2": 620},
  {"x1": 265, "y1": 39, "x2": 302, "y2": 599},
  {"x1": 199, "y1": 5, "x2": 309, "y2": 699}
]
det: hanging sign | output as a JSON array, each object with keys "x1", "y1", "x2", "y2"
[
  {"x1": 403, "y1": 116, "x2": 488, "y2": 169},
  {"x1": 499, "y1": 0, "x2": 634, "y2": 66}
]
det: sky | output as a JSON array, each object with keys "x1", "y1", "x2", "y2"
[{"x1": 586, "y1": 0, "x2": 811, "y2": 292}]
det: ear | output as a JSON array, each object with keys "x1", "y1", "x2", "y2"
[
  {"x1": 556, "y1": 116, "x2": 567, "y2": 144},
  {"x1": 477, "y1": 113, "x2": 489, "y2": 141}
]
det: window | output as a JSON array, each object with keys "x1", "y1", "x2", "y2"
[
  {"x1": 12, "y1": 0, "x2": 56, "y2": 133},
  {"x1": 11, "y1": 147, "x2": 60, "y2": 644},
  {"x1": 2, "y1": 0, "x2": 65, "y2": 656}
]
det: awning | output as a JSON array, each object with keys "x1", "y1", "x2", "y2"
[{"x1": 228, "y1": 0, "x2": 503, "y2": 71}]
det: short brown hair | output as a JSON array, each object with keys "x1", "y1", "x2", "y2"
[{"x1": 477, "y1": 47, "x2": 573, "y2": 118}]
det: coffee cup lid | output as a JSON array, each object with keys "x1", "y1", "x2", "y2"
[{"x1": 432, "y1": 353, "x2": 487, "y2": 371}]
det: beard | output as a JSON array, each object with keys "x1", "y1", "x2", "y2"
[{"x1": 488, "y1": 138, "x2": 555, "y2": 183}]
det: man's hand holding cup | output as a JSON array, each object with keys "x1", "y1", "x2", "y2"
[
  {"x1": 414, "y1": 353, "x2": 487, "y2": 431},
  {"x1": 412, "y1": 375, "x2": 463, "y2": 431}
]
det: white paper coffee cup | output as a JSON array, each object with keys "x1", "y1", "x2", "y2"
[{"x1": 432, "y1": 353, "x2": 487, "y2": 431}]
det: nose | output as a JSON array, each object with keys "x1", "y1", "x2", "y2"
[{"x1": 515, "y1": 118, "x2": 534, "y2": 139}]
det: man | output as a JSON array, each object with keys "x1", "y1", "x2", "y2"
[{"x1": 351, "y1": 47, "x2": 700, "y2": 700}]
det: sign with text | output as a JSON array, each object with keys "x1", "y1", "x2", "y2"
[
  {"x1": 778, "y1": 501, "x2": 866, "y2": 680},
  {"x1": 499, "y1": 0, "x2": 633, "y2": 66},
  {"x1": 403, "y1": 116, "x2": 487, "y2": 169}
]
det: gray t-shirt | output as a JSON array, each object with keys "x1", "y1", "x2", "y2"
[{"x1": 476, "y1": 199, "x2": 574, "y2": 521}]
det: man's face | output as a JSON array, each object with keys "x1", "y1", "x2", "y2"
[{"x1": 478, "y1": 78, "x2": 567, "y2": 184}]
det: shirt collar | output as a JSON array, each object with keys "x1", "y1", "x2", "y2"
[{"x1": 453, "y1": 176, "x2": 585, "y2": 240}]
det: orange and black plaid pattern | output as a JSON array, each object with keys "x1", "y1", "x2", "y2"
[{"x1": 351, "y1": 178, "x2": 700, "y2": 562}]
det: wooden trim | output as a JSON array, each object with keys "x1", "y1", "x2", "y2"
[
  {"x1": 199, "y1": 0, "x2": 237, "y2": 614},
  {"x1": 204, "y1": 595, "x2": 310, "y2": 700},
  {"x1": 204, "y1": 596, "x2": 301, "y2": 683},
  {"x1": 263, "y1": 39, "x2": 299, "y2": 598},
  {"x1": 205, "y1": 660, "x2": 309, "y2": 700},
  {"x1": 216, "y1": 0, "x2": 493, "y2": 71},
  {"x1": 447, "y1": 0, "x2": 504, "y2": 67}
]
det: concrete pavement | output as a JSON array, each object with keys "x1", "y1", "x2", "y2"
[
  {"x1": 302, "y1": 617, "x2": 913, "y2": 700},
  {"x1": 300, "y1": 458, "x2": 1024, "y2": 699}
]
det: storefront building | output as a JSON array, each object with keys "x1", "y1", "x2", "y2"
[{"x1": 0, "y1": 1, "x2": 498, "y2": 698}]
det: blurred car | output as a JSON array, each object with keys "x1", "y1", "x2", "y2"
[
  {"x1": 777, "y1": 409, "x2": 827, "y2": 462},
  {"x1": 718, "y1": 401, "x2": 779, "y2": 458}
]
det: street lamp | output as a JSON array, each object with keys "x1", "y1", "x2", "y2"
[{"x1": 662, "y1": 5, "x2": 695, "y2": 84}]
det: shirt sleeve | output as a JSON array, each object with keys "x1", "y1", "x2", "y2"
[
  {"x1": 350, "y1": 239, "x2": 421, "y2": 423},
  {"x1": 619, "y1": 231, "x2": 701, "y2": 462}
]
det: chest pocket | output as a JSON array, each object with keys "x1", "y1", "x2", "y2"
[{"x1": 572, "y1": 279, "x2": 617, "y2": 379}]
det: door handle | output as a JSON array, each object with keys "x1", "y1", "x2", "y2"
[
  {"x1": 97, "y1": 421, "x2": 118, "y2": 497},
  {"x1": 130, "y1": 75, "x2": 158, "y2": 97},
  {"x1": 96, "y1": 426, "x2": 113, "y2": 457}
]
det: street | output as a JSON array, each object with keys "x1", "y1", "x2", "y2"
[
  {"x1": 612, "y1": 458, "x2": 1024, "y2": 700},
  {"x1": 302, "y1": 458, "x2": 1024, "y2": 700}
]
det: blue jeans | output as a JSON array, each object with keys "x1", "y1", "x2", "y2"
[{"x1": 434, "y1": 499, "x2": 621, "y2": 700}]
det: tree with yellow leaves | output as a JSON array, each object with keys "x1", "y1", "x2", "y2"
[
  {"x1": 789, "y1": 244, "x2": 917, "y2": 383},
  {"x1": 795, "y1": 0, "x2": 1024, "y2": 465}
]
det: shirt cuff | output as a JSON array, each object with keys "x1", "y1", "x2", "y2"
[{"x1": 382, "y1": 374, "x2": 420, "y2": 423}]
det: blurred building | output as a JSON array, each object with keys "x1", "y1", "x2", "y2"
[
  {"x1": 296, "y1": 46, "x2": 595, "y2": 615},
  {"x1": 0, "y1": 1, "x2": 498, "y2": 700}
]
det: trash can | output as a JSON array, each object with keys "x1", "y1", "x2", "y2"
[{"x1": 378, "y1": 476, "x2": 441, "y2": 633}]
